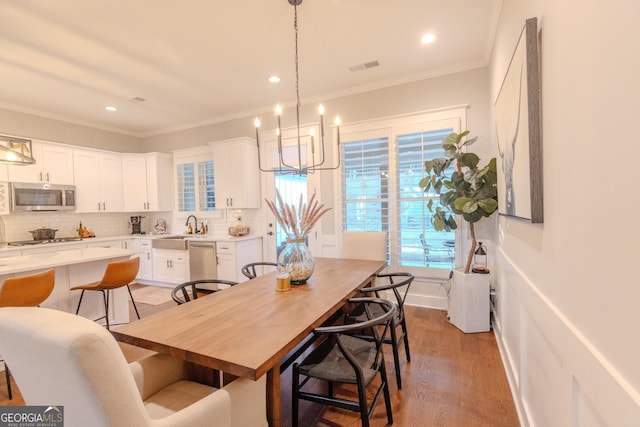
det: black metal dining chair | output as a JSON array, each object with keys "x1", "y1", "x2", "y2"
[
  {"x1": 171, "y1": 279, "x2": 238, "y2": 305},
  {"x1": 347, "y1": 272, "x2": 415, "y2": 389},
  {"x1": 292, "y1": 297, "x2": 397, "y2": 427},
  {"x1": 240, "y1": 262, "x2": 277, "y2": 280}
]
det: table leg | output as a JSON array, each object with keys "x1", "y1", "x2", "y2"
[{"x1": 266, "y1": 367, "x2": 281, "y2": 427}]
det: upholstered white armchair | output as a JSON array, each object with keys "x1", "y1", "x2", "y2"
[{"x1": 0, "y1": 307, "x2": 267, "y2": 427}]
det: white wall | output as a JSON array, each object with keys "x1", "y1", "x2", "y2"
[
  {"x1": 0, "y1": 108, "x2": 142, "y2": 153},
  {"x1": 491, "y1": 0, "x2": 640, "y2": 425}
]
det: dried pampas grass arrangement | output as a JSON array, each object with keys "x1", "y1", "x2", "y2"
[{"x1": 265, "y1": 189, "x2": 331, "y2": 239}]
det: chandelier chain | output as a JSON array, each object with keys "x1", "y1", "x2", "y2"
[
  {"x1": 294, "y1": 4, "x2": 300, "y2": 109},
  {"x1": 253, "y1": 0, "x2": 341, "y2": 175}
]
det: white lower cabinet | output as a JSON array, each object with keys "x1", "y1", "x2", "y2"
[
  {"x1": 135, "y1": 240, "x2": 153, "y2": 280},
  {"x1": 216, "y1": 238, "x2": 262, "y2": 283},
  {"x1": 85, "y1": 239, "x2": 127, "y2": 249},
  {"x1": 152, "y1": 249, "x2": 189, "y2": 284}
]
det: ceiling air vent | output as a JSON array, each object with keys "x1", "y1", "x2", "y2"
[
  {"x1": 130, "y1": 97, "x2": 146, "y2": 103},
  {"x1": 349, "y1": 60, "x2": 380, "y2": 72}
]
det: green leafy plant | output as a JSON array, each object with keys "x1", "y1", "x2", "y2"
[{"x1": 418, "y1": 131, "x2": 498, "y2": 273}]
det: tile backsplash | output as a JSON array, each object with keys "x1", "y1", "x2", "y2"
[{"x1": 0, "y1": 209, "x2": 264, "y2": 243}]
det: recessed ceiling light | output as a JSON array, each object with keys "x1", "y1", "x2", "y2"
[
  {"x1": 421, "y1": 33, "x2": 436, "y2": 44},
  {"x1": 268, "y1": 76, "x2": 281, "y2": 83},
  {"x1": 105, "y1": 106, "x2": 117, "y2": 112}
]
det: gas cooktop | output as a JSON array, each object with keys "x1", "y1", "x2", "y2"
[{"x1": 7, "y1": 237, "x2": 83, "y2": 247}]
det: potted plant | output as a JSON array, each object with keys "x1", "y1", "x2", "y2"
[
  {"x1": 418, "y1": 131, "x2": 498, "y2": 274},
  {"x1": 419, "y1": 131, "x2": 498, "y2": 333}
]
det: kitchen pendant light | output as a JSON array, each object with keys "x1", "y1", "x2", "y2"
[
  {"x1": 254, "y1": 0, "x2": 341, "y2": 175},
  {"x1": 0, "y1": 135, "x2": 36, "y2": 165}
]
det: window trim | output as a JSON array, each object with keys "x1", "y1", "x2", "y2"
[{"x1": 336, "y1": 106, "x2": 467, "y2": 278}]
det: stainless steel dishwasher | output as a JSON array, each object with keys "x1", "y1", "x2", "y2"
[{"x1": 188, "y1": 241, "x2": 218, "y2": 290}]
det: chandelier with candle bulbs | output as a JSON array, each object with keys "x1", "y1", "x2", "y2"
[{"x1": 254, "y1": 0, "x2": 341, "y2": 175}]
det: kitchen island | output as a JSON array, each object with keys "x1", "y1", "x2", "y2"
[{"x1": 0, "y1": 247, "x2": 139, "y2": 326}]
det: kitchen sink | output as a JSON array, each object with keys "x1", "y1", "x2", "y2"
[{"x1": 152, "y1": 237, "x2": 189, "y2": 250}]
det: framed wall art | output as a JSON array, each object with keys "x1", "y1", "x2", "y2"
[{"x1": 494, "y1": 17, "x2": 543, "y2": 223}]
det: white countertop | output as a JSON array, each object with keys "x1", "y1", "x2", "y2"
[
  {"x1": 0, "y1": 247, "x2": 138, "y2": 276},
  {"x1": 0, "y1": 233, "x2": 262, "y2": 255},
  {"x1": 144, "y1": 233, "x2": 262, "y2": 242}
]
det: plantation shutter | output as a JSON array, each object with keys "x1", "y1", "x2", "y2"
[
  {"x1": 341, "y1": 136, "x2": 390, "y2": 233},
  {"x1": 395, "y1": 128, "x2": 455, "y2": 267}
]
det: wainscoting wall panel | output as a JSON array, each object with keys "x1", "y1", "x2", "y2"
[{"x1": 494, "y1": 249, "x2": 640, "y2": 426}]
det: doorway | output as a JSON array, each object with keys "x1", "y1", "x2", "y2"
[{"x1": 264, "y1": 171, "x2": 308, "y2": 263}]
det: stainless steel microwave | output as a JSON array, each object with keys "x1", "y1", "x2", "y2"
[{"x1": 10, "y1": 182, "x2": 76, "y2": 211}]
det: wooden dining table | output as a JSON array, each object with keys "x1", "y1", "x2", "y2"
[{"x1": 112, "y1": 257, "x2": 386, "y2": 427}]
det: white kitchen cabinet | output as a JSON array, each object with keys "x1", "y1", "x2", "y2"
[
  {"x1": 0, "y1": 248, "x2": 27, "y2": 258},
  {"x1": 212, "y1": 138, "x2": 260, "y2": 209},
  {"x1": 0, "y1": 181, "x2": 10, "y2": 215},
  {"x1": 83, "y1": 238, "x2": 134, "y2": 249},
  {"x1": 0, "y1": 165, "x2": 8, "y2": 215},
  {"x1": 216, "y1": 250, "x2": 236, "y2": 283},
  {"x1": 27, "y1": 243, "x2": 85, "y2": 254},
  {"x1": 8, "y1": 141, "x2": 74, "y2": 185},
  {"x1": 134, "y1": 239, "x2": 154, "y2": 280},
  {"x1": 73, "y1": 149, "x2": 124, "y2": 212},
  {"x1": 216, "y1": 237, "x2": 262, "y2": 282},
  {"x1": 152, "y1": 249, "x2": 189, "y2": 284},
  {"x1": 122, "y1": 153, "x2": 173, "y2": 212}
]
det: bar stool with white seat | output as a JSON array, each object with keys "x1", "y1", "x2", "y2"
[
  {"x1": 0, "y1": 268, "x2": 55, "y2": 400},
  {"x1": 71, "y1": 257, "x2": 140, "y2": 330}
]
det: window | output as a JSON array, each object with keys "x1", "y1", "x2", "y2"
[
  {"x1": 197, "y1": 160, "x2": 215, "y2": 211},
  {"x1": 174, "y1": 151, "x2": 216, "y2": 212},
  {"x1": 396, "y1": 130, "x2": 455, "y2": 268},
  {"x1": 341, "y1": 136, "x2": 389, "y2": 233},
  {"x1": 274, "y1": 171, "x2": 307, "y2": 256},
  {"x1": 340, "y1": 110, "x2": 463, "y2": 271},
  {"x1": 176, "y1": 163, "x2": 195, "y2": 212}
]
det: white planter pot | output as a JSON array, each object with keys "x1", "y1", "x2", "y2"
[{"x1": 448, "y1": 269, "x2": 490, "y2": 333}]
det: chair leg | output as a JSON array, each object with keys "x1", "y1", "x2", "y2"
[
  {"x1": 102, "y1": 290, "x2": 110, "y2": 330},
  {"x1": 292, "y1": 363, "x2": 300, "y2": 427},
  {"x1": 356, "y1": 379, "x2": 370, "y2": 427},
  {"x1": 74, "y1": 290, "x2": 86, "y2": 315},
  {"x1": 5, "y1": 365, "x2": 11, "y2": 400},
  {"x1": 401, "y1": 316, "x2": 411, "y2": 362},
  {"x1": 380, "y1": 362, "x2": 394, "y2": 425},
  {"x1": 126, "y1": 285, "x2": 141, "y2": 320},
  {"x1": 390, "y1": 322, "x2": 402, "y2": 389}
]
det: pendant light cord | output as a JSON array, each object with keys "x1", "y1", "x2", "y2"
[{"x1": 294, "y1": 4, "x2": 302, "y2": 166}]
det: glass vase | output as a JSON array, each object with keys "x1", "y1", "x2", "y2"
[{"x1": 277, "y1": 235, "x2": 315, "y2": 285}]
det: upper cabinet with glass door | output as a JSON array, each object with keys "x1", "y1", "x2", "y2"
[{"x1": 173, "y1": 146, "x2": 216, "y2": 213}]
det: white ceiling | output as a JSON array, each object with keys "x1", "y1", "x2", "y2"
[{"x1": 0, "y1": 0, "x2": 502, "y2": 137}]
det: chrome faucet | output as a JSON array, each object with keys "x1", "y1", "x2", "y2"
[{"x1": 185, "y1": 215, "x2": 198, "y2": 234}]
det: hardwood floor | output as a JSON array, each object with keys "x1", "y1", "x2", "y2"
[{"x1": 0, "y1": 285, "x2": 519, "y2": 426}]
